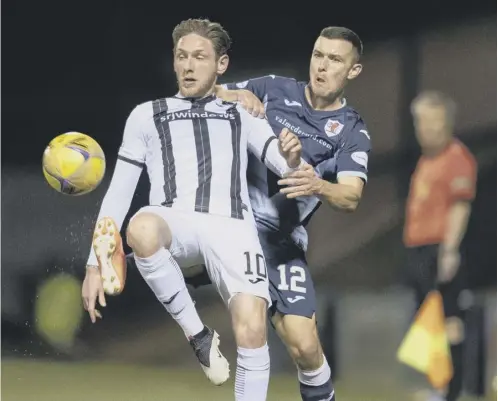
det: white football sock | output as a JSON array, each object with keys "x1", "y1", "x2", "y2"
[
  {"x1": 298, "y1": 355, "x2": 334, "y2": 401},
  {"x1": 235, "y1": 344, "x2": 270, "y2": 401},
  {"x1": 298, "y1": 355, "x2": 331, "y2": 386},
  {"x1": 134, "y1": 248, "x2": 204, "y2": 338}
]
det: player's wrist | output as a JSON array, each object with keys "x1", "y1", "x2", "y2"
[
  {"x1": 287, "y1": 158, "x2": 304, "y2": 169},
  {"x1": 313, "y1": 177, "x2": 327, "y2": 196}
]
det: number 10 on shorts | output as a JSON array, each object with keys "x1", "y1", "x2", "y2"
[{"x1": 244, "y1": 252, "x2": 267, "y2": 284}]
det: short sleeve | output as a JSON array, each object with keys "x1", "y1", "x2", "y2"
[
  {"x1": 333, "y1": 127, "x2": 371, "y2": 182},
  {"x1": 448, "y1": 152, "x2": 477, "y2": 201},
  {"x1": 117, "y1": 104, "x2": 147, "y2": 167}
]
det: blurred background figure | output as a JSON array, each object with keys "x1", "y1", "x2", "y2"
[
  {"x1": 1, "y1": 1, "x2": 496, "y2": 401},
  {"x1": 402, "y1": 91, "x2": 477, "y2": 401}
]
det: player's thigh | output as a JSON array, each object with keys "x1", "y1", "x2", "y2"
[
  {"x1": 131, "y1": 206, "x2": 203, "y2": 267},
  {"x1": 267, "y1": 254, "x2": 317, "y2": 319},
  {"x1": 201, "y1": 218, "x2": 271, "y2": 306}
]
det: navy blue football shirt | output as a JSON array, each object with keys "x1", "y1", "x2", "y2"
[{"x1": 224, "y1": 75, "x2": 371, "y2": 251}]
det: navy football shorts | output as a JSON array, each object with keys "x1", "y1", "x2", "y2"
[{"x1": 259, "y1": 231, "x2": 317, "y2": 319}]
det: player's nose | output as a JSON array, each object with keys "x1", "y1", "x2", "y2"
[
  {"x1": 184, "y1": 56, "x2": 195, "y2": 71},
  {"x1": 317, "y1": 59, "x2": 328, "y2": 71}
]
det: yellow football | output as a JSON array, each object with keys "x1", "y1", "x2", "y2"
[{"x1": 42, "y1": 132, "x2": 106, "y2": 195}]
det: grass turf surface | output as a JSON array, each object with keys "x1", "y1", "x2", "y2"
[{"x1": 2, "y1": 359, "x2": 494, "y2": 401}]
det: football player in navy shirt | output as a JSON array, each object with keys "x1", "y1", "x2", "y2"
[{"x1": 213, "y1": 26, "x2": 371, "y2": 401}]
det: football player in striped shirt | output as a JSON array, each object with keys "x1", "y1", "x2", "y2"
[
  {"x1": 205, "y1": 26, "x2": 370, "y2": 401},
  {"x1": 81, "y1": 19, "x2": 305, "y2": 401}
]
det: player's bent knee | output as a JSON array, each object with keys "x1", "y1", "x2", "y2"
[
  {"x1": 126, "y1": 212, "x2": 172, "y2": 257},
  {"x1": 276, "y1": 314, "x2": 322, "y2": 370},
  {"x1": 229, "y1": 293, "x2": 267, "y2": 348}
]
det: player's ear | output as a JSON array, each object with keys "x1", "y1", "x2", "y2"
[
  {"x1": 347, "y1": 63, "x2": 363, "y2": 81},
  {"x1": 217, "y1": 54, "x2": 229, "y2": 76}
]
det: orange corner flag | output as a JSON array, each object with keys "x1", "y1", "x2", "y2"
[{"x1": 397, "y1": 290, "x2": 453, "y2": 390}]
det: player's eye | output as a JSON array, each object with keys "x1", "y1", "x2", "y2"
[
  {"x1": 196, "y1": 55, "x2": 205, "y2": 60},
  {"x1": 313, "y1": 52, "x2": 322, "y2": 58}
]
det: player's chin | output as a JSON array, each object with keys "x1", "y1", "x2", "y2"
[
  {"x1": 310, "y1": 83, "x2": 327, "y2": 97},
  {"x1": 180, "y1": 84, "x2": 207, "y2": 98},
  {"x1": 310, "y1": 82, "x2": 336, "y2": 98}
]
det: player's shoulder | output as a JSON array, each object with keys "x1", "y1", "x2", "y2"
[
  {"x1": 267, "y1": 75, "x2": 303, "y2": 91},
  {"x1": 340, "y1": 105, "x2": 371, "y2": 142},
  {"x1": 344, "y1": 105, "x2": 367, "y2": 129},
  {"x1": 124, "y1": 100, "x2": 155, "y2": 123}
]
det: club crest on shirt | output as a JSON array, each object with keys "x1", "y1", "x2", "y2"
[{"x1": 324, "y1": 119, "x2": 344, "y2": 137}]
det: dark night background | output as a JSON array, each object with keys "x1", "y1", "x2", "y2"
[{"x1": 1, "y1": 1, "x2": 497, "y2": 400}]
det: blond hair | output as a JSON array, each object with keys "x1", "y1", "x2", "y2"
[{"x1": 172, "y1": 18, "x2": 231, "y2": 59}]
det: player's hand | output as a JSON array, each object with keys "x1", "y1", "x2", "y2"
[
  {"x1": 215, "y1": 86, "x2": 239, "y2": 102},
  {"x1": 215, "y1": 87, "x2": 264, "y2": 118},
  {"x1": 82, "y1": 265, "x2": 106, "y2": 323},
  {"x1": 278, "y1": 163, "x2": 324, "y2": 198},
  {"x1": 278, "y1": 128, "x2": 302, "y2": 168},
  {"x1": 437, "y1": 248, "x2": 460, "y2": 283},
  {"x1": 236, "y1": 90, "x2": 265, "y2": 118}
]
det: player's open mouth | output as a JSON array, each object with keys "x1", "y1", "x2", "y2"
[
  {"x1": 316, "y1": 77, "x2": 326, "y2": 83},
  {"x1": 183, "y1": 77, "x2": 197, "y2": 87}
]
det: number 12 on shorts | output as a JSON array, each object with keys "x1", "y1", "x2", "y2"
[
  {"x1": 244, "y1": 252, "x2": 267, "y2": 284},
  {"x1": 277, "y1": 264, "x2": 307, "y2": 293}
]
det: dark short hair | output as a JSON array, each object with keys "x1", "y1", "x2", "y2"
[
  {"x1": 172, "y1": 18, "x2": 232, "y2": 59},
  {"x1": 320, "y1": 26, "x2": 363, "y2": 60}
]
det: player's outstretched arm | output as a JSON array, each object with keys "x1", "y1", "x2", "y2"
[
  {"x1": 215, "y1": 75, "x2": 278, "y2": 118},
  {"x1": 85, "y1": 159, "x2": 142, "y2": 266},
  {"x1": 279, "y1": 127, "x2": 370, "y2": 212},
  {"x1": 278, "y1": 166, "x2": 364, "y2": 212},
  {"x1": 82, "y1": 105, "x2": 146, "y2": 322},
  {"x1": 216, "y1": 86, "x2": 265, "y2": 118},
  {"x1": 85, "y1": 104, "x2": 146, "y2": 267}
]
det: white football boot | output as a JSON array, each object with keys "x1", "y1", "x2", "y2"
[
  {"x1": 92, "y1": 217, "x2": 127, "y2": 295},
  {"x1": 189, "y1": 326, "x2": 230, "y2": 386}
]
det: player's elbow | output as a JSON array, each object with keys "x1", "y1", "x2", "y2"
[
  {"x1": 343, "y1": 187, "x2": 363, "y2": 212},
  {"x1": 343, "y1": 201, "x2": 359, "y2": 213},
  {"x1": 329, "y1": 193, "x2": 361, "y2": 213},
  {"x1": 340, "y1": 199, "x2": 359, "y2": 213}
]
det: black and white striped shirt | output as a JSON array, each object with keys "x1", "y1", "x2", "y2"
[{"x1": 86, "y1": 94, "x2": 300, "y2": 266}]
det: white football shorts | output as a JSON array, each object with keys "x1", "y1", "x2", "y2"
[{"x1": 131, "y1": 205, "x2": 270, "y2": 306}]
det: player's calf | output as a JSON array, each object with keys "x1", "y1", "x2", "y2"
[
  {"x1": 274, "y1": 313, "x2": 323, "y2": 370},
  {"x1": 229, "y1": 293, "x2": 270, "y2": 401},
  {"x1": 127, "y1": 210, "x2": 230, "y2": 386},
  {"x1": 273, "y1": 313, "x2": 335, "y2": 401},
  {"x1": 230, "y1": 293, "x2": 267, "y2": 348}
]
